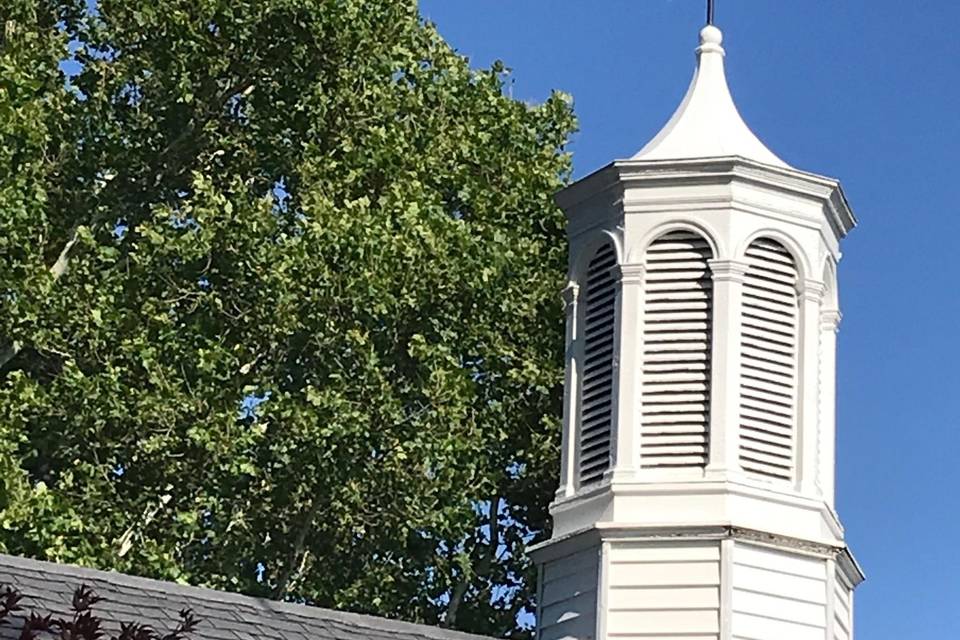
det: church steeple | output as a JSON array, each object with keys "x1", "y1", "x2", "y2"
[{"x1": 532, "y1": 20, "x2": 862, "y2": 640}]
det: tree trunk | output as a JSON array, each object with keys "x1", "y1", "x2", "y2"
[
  {"x1": 272, "y1": 497, "x2": 325, "y2": 599},
  {"x1": 444, "y1": 495, "x2": 501, "y2": 628}
]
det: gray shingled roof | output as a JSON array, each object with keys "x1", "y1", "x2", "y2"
[{"x1": 0, "y1": 554, "x2": 492, "y2": 640}]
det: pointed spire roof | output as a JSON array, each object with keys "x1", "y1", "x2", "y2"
[{"x1": 633, "y1": 25, "x2": 790, "y2": 168}]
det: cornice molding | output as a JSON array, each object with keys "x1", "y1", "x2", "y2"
[
  {"x1": 557, "y1": 156, "x2": 856, "y2": 241},
  {"x1": 529, "y1": 522, "x2": 862, "y2": 573},
  {"x1": 548, "y1": 475, "x2": 846, "y2": 544},
  {"x1": 728, "y1": 526, "x2": 834, "y2": 557}
]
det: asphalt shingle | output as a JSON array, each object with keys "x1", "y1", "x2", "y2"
[{"x1": 0, "y1": 555, "x2": 493, "y2": 640}]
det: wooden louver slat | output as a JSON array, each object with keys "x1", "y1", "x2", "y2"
[
  {"x1": 739, "y1": 238, "x2": 799, "y2": 481},
  {"x1": 579, "y1": 243, "x2": 618, "y2": 486},
  {"x1": 641, "y1": 231, "x2": 714, "y2": 469}
]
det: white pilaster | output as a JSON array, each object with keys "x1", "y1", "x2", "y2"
[
  {"x1": 705, "y1": 259, "x2": 750, "y2": 478},
  {"x1": 720, "y1": 538, "x2": 735, "y2": 640},
  {"x1": 596, "y1": 541, "x2": 610, "y2": 640},
  {"x1": 825, "y1": 556, "x2": 838, "y2": 640},
  {"x1": 819, "y1": 310, "x2": 842, "y2": 505},
  {"x1": 799, "y1": 280, "x2": 826, "y2": 495},
  {"x1": 558, "y1": 283, "x2": 580, "y2": 499},
  {"x1": 611, "y1": 264, "x2": 645, "y2": 479}
]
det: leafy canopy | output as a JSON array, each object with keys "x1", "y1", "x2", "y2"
[{"x1": 0, "y1": 1, "x2": 577, "y2": 637}]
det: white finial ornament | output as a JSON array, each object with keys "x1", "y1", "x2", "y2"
[
  {"x1": 633, "y1": 25, "x2": 790, "y2": 167},
  {"x1": 699, "y1": 24, "x2": 722, "y2": 48}
]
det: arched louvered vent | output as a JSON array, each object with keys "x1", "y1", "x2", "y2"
[
  {"x1": 739, "y1": 239, "x2": 799, "y2": 481},
  {"x1": 641, "y1": 230, "x2": 714, "y2": 468},
  {"x1": 579, "y1": 243, "x2": 618, "y2": 486}
]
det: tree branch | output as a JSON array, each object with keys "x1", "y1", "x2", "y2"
[
  {"x1": 444, "y1": 495, "x2": 501, "y2": 629},
  {"x1": 272, "y1": 496, "x2": 324, "y2": 599},
  {"x1": 0, "y1": 222, "x2": 85, "y2": 372}
]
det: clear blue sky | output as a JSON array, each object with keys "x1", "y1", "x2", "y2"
[{"x1": 419, "y1": 1, "x2": 960, "y2": 637}]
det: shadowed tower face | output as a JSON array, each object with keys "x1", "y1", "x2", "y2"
[{"x1": 531, "y1": 20, "x2": 863, "y2": 640}]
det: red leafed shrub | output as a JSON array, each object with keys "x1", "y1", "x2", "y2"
[{"x1": 0, "y1": 584, "x2": 199, "y2": 640}]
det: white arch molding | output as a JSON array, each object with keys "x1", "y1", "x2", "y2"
[
  {"x1": 629, "y1": 219, "x2": 724, "y2": 264},
  {"x1": 567, "y1": 227, "x2": 624, "y2": 287},
  {"x1": 736, "y1": 227, "x2": 815, "y2": 283}
]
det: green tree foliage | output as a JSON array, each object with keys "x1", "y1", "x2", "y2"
[{"x1": 0, "y1": 1, "x2": 577, "y2": 637}]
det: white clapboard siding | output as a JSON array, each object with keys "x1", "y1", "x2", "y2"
[
  {"x1": 606, "y1": 542, "x2": 721, "y2": 640},
  {"x1": 739, "y1": 239, "x2": 799, "y2": 481},
  {"x1": 834, "y1": 573, "x2": 853, "y2": 640},
  {"x1": 579, "y1": 243, "x2": 618, "y2": 485},
  {"x1": 731, "y1": 543, "x2": 827, "y2": 640},
  {"x1": 641, "y1": 231, "x2": 714, "y2": 469},
  {"x1": 539, "y1": 548, "x2": 599, "y2": 640}
]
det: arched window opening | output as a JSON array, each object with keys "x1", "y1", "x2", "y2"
[
  {"x1": 641, "y1": 230, "x2": 714, "y2": 469},
  {"x1": 579, "y1": 242, "x2": 618, "y2": 485},
  {"x1": 739, "y1": 238, "x2": 799, "y2": 481}
]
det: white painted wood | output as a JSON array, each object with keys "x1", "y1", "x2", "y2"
[
  {"x1": 734, "y1": 544, "x2": 825, "y2": 579},
  {"x1": 607, "y1": 610, "x2": 718, "y2": 635},
  {"x1": 824, "y1": 558, "x2": 837, "y2": 640},
  {"x1": 633, "y1": 26, "x2": 789, "y2": 168},
  {"x1": 719, "y1": 538, "x2": 734, "y2": 640},
  {"x1": 611, "y1": 544, "x2": 719, "y2": 563},
  {"x1": 597, "y1": 542, "x2": 610, "y2": 640},
  {"x1": 607, "y1": 586, "x2": 719, "y2": 610},
  {"x1": 730, "y1": 543, "x2": 828, "y2": 639},
  {"x1": 559, "y1": 284, "x2": 581, "y2": 499},
  {"x1": 540, "y1": 547, "x2": 600, "y2": 640},
  {"x1": 833, "y1": 569, "x2": 854, "y2": 640},
  {"x1": 607, "y1": 560, "x2": 720, "y2": 588},
  {"x1": 612, "y1": 264, "x2": 646, "y2": 480},
  {"x1": 819, "y1": 307, "x2": 840, "y2": 506},
  {"x1": 706, "y1": 260, "x2": 748, "y2": 478},
  {"x1": 536, "y1": 560, "x2": 546, "y2": 640},
  {"x1": 605, "y1": 542, "x2": 721, "y2": 640},
  {"x1": 799, "y1": 280, "x2": 825, "y2": 495},
  {"x1": 732, "y1": 565, "x2": 827, "y2": 603}
]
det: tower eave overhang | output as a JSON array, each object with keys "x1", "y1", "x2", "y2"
[
  {"x1": 838, "y1": 545, "x2": 867, "y2": 587},
  {"x1": 529, "y1": 523, "x2": 865, "y2": 587},
  {"x1": 556, "y1": 155, "x2": 857, "y2": 240}
]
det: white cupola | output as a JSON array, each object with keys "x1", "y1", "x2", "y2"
[{"x1": 531, "y1": 23, "x2": 864, "y2": 640}]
